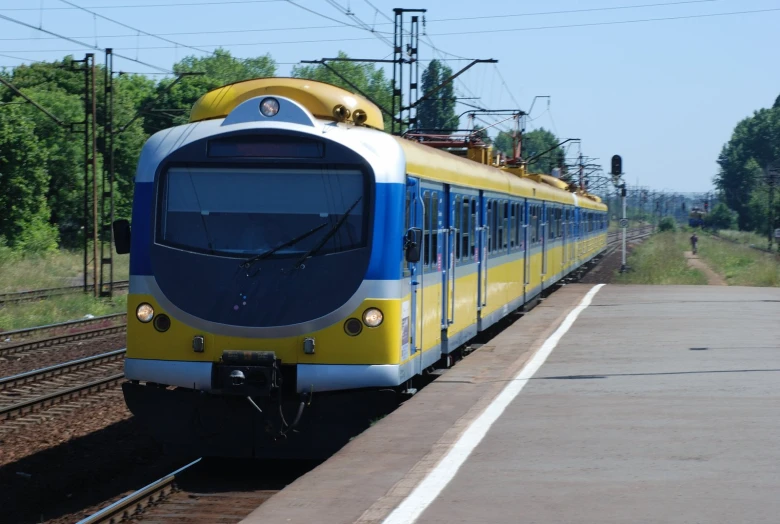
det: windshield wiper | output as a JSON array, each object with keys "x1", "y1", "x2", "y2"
[
  {"x1": 239, "y1": 222, "x2": 329, "y2": 272},
  {"x1": 289, "y1": 196, "x2": 362, "y2": 271}
]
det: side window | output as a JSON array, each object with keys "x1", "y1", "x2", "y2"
[
  {"x1": 531, "y1": 205, "x2": 538, "y2": 244},
  {"x1": 454, "y1": 196, "x2": 462, "y2": 260},
  {"x1": 431, "y1": 192, "x2": 438, "y2": 269},
  {"x1": 423, "y1": 191, "x2": 431, "y2": 266}
]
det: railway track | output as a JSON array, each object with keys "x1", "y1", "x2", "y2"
[
  {"x1": 0, "y1": 280, "x2": 129, "y2": 306},
  {"x1": 607, "y1": 225, "x2": 655, "y2": 248},
  {"x1": 0, "y1": 349, "x2": 125, "y2": 422},
  {"x1": 78, "y1": 458, "x2": 284, "y2": 524},
  {"x1": 0, "y1": 313, "x2": 126, "y2": 357}
]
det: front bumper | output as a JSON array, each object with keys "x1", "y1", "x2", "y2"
[{"x1": 124, "y1": 358, "x2": 408, "y2": 393}]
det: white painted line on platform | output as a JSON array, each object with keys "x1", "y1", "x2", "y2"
[{"x1": 383, "y1": 284, "x2": 606, "y2": 524}]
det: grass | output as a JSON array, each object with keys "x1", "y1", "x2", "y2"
[
  {"x1": 716, "y1": 229, "x2": 777, "y2": 250},
  {"x1": 0, "y1": 293, "x2": 127, "y2": 332},
  {"x1": 698, "y1": 236, "x2": 780, "y2": 287},
  {"x1": 613, "y1": 231, "x2": 708, "y2": 285},
  {"x1": 0, "y1": 247, "x2": 129, "y2": 293}
]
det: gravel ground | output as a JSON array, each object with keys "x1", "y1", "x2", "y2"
[
  {"x1": 0, "y1": 333, "x2": 126, "y2": 378},
  {"x1": 0, "y1": 389, "x2": 190, "y2": 524}
]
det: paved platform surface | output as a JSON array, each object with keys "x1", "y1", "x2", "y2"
[{"x1": 242, "y1": 285, "x2": 780, "y2": 524}]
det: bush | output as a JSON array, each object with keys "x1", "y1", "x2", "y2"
[
  {"x1": 704, "y1": 203, "x2": 738, "y2": 230},
  {"x1": 658, "y1": 217, "x2": 677, "y2": 232}
]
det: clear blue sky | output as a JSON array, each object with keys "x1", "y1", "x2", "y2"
[{"x1": 1, "y1": 0, "x2": 779, "y2": 192}]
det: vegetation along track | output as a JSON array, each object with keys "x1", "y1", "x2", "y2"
[
  {"x1": 0, "y1": 281, "x2": 129, "y2": 306},
  {"x1": 0, "y1": 313, "x2": 126, "y2": 357},
  {"x1": 0, "y1": 349, "x2": 125, "y2": 423}
]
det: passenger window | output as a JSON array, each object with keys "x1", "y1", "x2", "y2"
[
  {"x1": 454, "y1": 196, "x2": 462, "y2": 260},
  {"x1": 470, "y1": 199, "x2": 477, "y2": 260},
  {"x1": 423, "y1": 191, "x2": 430, "y2": 266}
]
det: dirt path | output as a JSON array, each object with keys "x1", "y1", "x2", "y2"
[{"x1": 685, "y1": 251, "x2": 727, "y2": 286}]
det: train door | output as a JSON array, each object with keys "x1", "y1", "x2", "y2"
[
  {"x1": 523, "y1": 200, "x2": 531, "y2": 299},
  {"x1": 562, "y1": 207, "x2": 568, "y2": 271},
  {"x1": 541, "y1": 203, "x2": 548, "y2": 286},
  {"x1": 477, "y1": 191, "x2": 488, "y2": 315},
  {"x1": 403, "y1": 179, "x2": 423, "y2": 370},
  {"x1": 442, "y1": 186, "x2": 456, "y2": 344},
  {"x1": 421, "y1": 183, "x2": 444, "y2": 368}
]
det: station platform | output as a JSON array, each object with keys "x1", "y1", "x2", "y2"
[{"x1": 242, "y1": 284, "x2": 780, "y2": 524}]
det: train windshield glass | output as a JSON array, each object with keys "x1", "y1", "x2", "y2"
[{"x1": 158, "y1": 166, "x2": 365, "y2": 256}]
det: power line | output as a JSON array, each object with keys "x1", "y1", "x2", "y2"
[
  {"x1": 0, "y1": 0, "x2": 282, "y2": 10},
  {"x1": 0, "y1": 11, "x2": 172, "y2": 72},
  {"x1": 432, "y1": 0, "x2": 733, "y2": 23},
  {"x1": 283, "y1": 0, "x2": 363, "y2": 29},
  {"x1": 324, "y1": 0, "x2": 393, "y2": 47},
  {"x1": 427, "y1": 7, "x2": 780, "y2": 37},
  {"x1": 59, "y1": 0, "x2": 213, "y2": 56}
]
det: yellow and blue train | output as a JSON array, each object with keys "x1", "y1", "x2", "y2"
[{"x1": 116, "y1": 78, "x2": 608, "y2": 457}]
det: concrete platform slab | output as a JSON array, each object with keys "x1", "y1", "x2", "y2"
[{"x1": 242, "y1": 285, "x2": 780, "y2": 524}]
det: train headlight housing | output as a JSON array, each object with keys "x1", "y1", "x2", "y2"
[
  {"x1": 362, "y1": 308, "x2": 383, "y2": 328},
  {"x1": 136, "y1": 303, "x2": 154, "y2": 323},
  {"x1": 259, "y1": 97, "x2": 280, "y2": 117}
]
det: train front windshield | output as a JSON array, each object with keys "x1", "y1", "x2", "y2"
[{"x1": 157, "y1": 166, "x2": 366, "y2": 257}]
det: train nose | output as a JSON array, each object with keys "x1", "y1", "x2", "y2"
[{"x1": 230, "y1": 369, "x2": 246, "y2": 386}]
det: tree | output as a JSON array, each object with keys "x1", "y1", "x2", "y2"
[
  {"x1": 292, "y1": 52, "x2": 392, "y2": 131},
  {"x1": 0, "y1": 104, "x2": 58, "y2": 251},
  {"x1": 523, "y1": 128, "x2": 564, "y2": 175},
  {"x1": 493, "y1": 131, "x2": 514, "y2": 157},
  {"x1": 417, "y1": 60, "x2": 459, "y2": 133},
  {"x1": 144, "y1": 49, "x2": 276, "y2": 134},
  {"x1": 704, "y1": 202, "x2": 737, "y2": 230},
  {"x1": 715, "y1": 106, "x2": 780, "y2": 230}
]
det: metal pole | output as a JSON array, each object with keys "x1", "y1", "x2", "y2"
[
  {"x1": 90, "y1": 54, "x2": 99, "y2": 298},
  {"x1": 621, "y1": 184, "x2": 627, "y2": 272}
]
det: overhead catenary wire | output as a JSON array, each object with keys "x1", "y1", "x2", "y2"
[{"x1": 0, "y1": 11, "x2": 173, "y2": 73}]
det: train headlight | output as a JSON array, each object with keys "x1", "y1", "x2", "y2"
[
  {"x1": 259, "y1": 97, "x2": 280, "y2": 117},
  {"x1": 362, "y1": 308, "x2": 383, "y2": 327},
  {"x1": 136, "y1": 303, "x2": 154, "y2": 323}
]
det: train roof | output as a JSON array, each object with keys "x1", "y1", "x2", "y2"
[
  {"x1": 188, "y1": 78, "x2": 606, "y2": 211},
  {"x1": 190, "y1": 77, "x2": 385, "y2": 130}
]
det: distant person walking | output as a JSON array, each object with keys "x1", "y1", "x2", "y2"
[{"x1": 690, "y1": 233, "x2": 698, "y2": 254}]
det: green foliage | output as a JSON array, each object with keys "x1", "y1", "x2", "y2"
[
  {"x1": 292, "y1": 51, "x2": 392, "y2": 132},
  {"x1": 698, "y1": 237, "x2": 779, "y2": 287},
  {"x1": 0, "y1": 104, "x2": 57, "y2": 250},
  {"x1": 417, "y1": 59, "x2": 459, "y2": 133},
  {"x1": 614, "y1": 232, "x2": 707, "y2": 285},
  {"x1": 658, "y1": 216, "x2": 677, "y2": 232},
  {"x1": 493, "y1": 131, "x2": 515, "y2": 157},
  {"x1": 715, "y1": 106, "x2": 780, "y2": 230},
  {"x1": 523, "y1": 128, "x2": 564, "y2": 175},
  {"x1": 704, "y1": 202, "x2": 738, "y2": 230},
  {"x1": 144, "y1": 48, "x2": 276, "y2": 134}
]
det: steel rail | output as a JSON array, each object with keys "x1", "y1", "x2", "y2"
[
  {"x1": 0, "y1": 312, "x2": 125, "y2": 341},
  {"x1": 0, "y1": 323, "x2": 126, "y2": 357},
  {"x1": 0, "y1": 372, "x2": 125, "y2": 421},
  {"x1": 77, "y1": 458, "x2": 202, "y2": 524},
  {"x1": 0, "y1": 348, "x2": 126, "y2": 390},
  {"x1": 0, "y1": 280, "x2": 129, "y2": 305}
]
